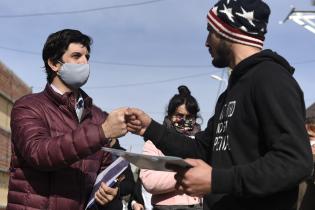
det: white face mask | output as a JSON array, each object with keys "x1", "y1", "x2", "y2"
[{"x1": 58, "y1": 62, "x2": 90, "y2": 89}]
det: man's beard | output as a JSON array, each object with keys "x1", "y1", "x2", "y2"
[{"x1": 211, "y1": 39, "x2": 232, "y2": 68}]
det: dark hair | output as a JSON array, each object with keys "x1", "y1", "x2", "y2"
[
  {"x1": 42, "y1": 29, "x2": 92, "y2": 83},
  {"x1": 167, "y1": 85, "x2": 200, "y2": 118},
  {"x1": 306, "y1": 103, "x2": 315, "y2": 124}
]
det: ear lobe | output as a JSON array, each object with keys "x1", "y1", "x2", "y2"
[
  {"x1": 306, "y1": 124, "x2": 315, "y2": 137},
  {"x1": 48, "y1": 59, "x2": 60, "y2": 72}
]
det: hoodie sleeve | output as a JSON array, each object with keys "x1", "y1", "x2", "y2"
[
  {"x1": 212, "y1": 63, "x2": 313, "y2": 196},
  {"x1": 143, "y1": 117, "x2": 214, "y2": 161}
]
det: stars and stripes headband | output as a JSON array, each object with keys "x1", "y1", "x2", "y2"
[{"x1": 207, "y1": 0, "x2": 270, "y2": 49}]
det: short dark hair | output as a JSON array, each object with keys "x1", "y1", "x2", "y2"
[
  {"x1": 42, "y1": 29, "x2": 92, "y2": 83},
  {"x1": 306, "y1": 103, "x2": 315, "y2": 124},
  {"x1": 167, "y1": 85, "x2": 200, "y2": 118}
]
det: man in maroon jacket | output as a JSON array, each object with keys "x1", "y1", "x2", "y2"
[{"x1": 7, "y1": 29, "x2": 129, "y2": 210}]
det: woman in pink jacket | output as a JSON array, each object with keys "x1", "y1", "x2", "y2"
[{"x1": 140, "y1": 85, "x2": 203, "y2": 210}]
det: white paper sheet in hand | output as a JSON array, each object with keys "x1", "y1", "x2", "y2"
[{"x1": 102, "y1": 147, "x2": 192, "y2": 172}]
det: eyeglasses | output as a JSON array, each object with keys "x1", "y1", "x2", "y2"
[{"x1": 172, "y1": 113, "x2": 195, "y2": 122}]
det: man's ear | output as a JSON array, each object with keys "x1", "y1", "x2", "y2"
[
  {"x1": 306, "y1": 124, "x2": 315, "y2": 137},
  {"x1": 48, "y1": 59, "x2": 60, "y2": 72}
]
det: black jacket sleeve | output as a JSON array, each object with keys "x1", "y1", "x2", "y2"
[
  {"x1": 143, "y1": 116, "x2": 214, "y2": 161},
  {"x1": 128, "y1": 178, "x2": 145, "y2": 210},
  {"x1": 119, "y1": 165, "x2": 135, "y2": 196}
]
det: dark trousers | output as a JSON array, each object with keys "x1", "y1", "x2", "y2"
[{"x1": 153, "y1": 204, "x2": 203, "y2": 210}]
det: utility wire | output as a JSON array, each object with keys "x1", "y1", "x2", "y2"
[
  {"x1": 0, "y1": 0, "x2": 166, "y2": 18},
  {"x1": 92, "y1": 60, "x2": 211, "y2": 68},
  {"x1": 0, "y1": 46, "x2": 40, "y2": 55},
  {"x1": 292, "y1": 59, "x2": 315, "y2": 65},
  {"x1": 0, "y1": 45, "x2": 212, "y2": 69},
  {"x1": 1, "y1": 45, "x2": 315, "y2": 67},
  {"x1": 31, "y1": 72, "x2": 212, "y2": 91},
  {"x1": 84, "y1": 72, "x2": 211, "y2": 89}
]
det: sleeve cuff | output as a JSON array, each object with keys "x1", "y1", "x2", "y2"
[
  {"x1": 98, "y1": 124, "x2": 110, "y2": 146},
  {"x1": 143, "y1": 120, "x2": 164, "y2": 143},
  {"x1": 131, "y1": 200, "x2": 137, "y2": 209},
  {"x1": 212, "y1": 168, "x2": 234, "y2": 193}
]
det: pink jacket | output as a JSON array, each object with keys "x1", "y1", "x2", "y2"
[{"x1": 140, "y1": 140, "x2": 202, "y2": 206}]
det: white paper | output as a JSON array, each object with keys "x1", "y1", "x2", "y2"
[{"x1": 102, "y1": 147, "x2": 192, "y2": 172}]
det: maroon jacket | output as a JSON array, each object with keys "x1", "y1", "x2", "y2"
[{"x1": 7, "y1": 84, "x2": 112, "y2": 210}]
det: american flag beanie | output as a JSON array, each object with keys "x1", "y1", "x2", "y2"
[{"x1": 207, "y1": 0, "x2": 270, "y2": 49}]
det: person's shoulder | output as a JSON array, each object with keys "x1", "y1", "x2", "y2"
[
  {"x1": 143, "y1": 140, "x2": 158, "y2": 151},
  {"x1": 11, "y1": 92, "x2": 48, "y2": 118},
  {"x1": 14, "y1": 91, "x2": 45, "y2": 107},
  {"x1": 91, "y1": 103, "x2": 108, "y2": 117},
  {"x1": 250, "y1": 59, "x2": 302, "y2": 97},
  {"x1": 255, "y1": 61, "x2": 289, "y2": 75},
  {"x1": 144, "y1": 140, "x2": 155, "y2": 147},
  {"x1": 250, "y1": 60, "x2": 296, "y2": 88},
  {"x1": 251, "y1": 51, "x2": 294, "y2": 79}
]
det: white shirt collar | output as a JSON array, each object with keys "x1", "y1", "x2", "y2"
[
  {"x1": 51, "y1": 84, "x2": 84, "y2": 121},
  {"x1": 50, "y1": 84, "x2": 64, "y2": 95}
]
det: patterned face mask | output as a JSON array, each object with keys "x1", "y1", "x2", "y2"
[
  {"x1": 163, "y1": 116, "x2": 201, "y2": 137},
  {"x1": 172, "y1": 117, "x2": 196, "y2": 132}
]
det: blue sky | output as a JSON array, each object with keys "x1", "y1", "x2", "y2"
[{"x1": 0, "y1": 0, "x2": 314, "y2": 153}]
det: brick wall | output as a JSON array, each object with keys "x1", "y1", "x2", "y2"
[
  {"x1": 0, "y1": 62, "x2": 31, "y2": 102},
  {"x1": 0, "y1": 61, "x2": 32, "y2": 208},
  {"x1": 0, "y1": 129, "x2": 10, "y2": 171},
  {"x1": 0, "y1": 62, "x2": 31, "y2": 171}
]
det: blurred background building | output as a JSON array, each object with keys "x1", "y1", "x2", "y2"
[{"x1": 0, "y1": 62, "x2": 31, "y2": 209}]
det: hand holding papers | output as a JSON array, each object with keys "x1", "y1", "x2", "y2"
[
  {"x1": 85, "y1": 157, "x2": 129, "y2": 210},
  {"x1": 102, "y1": 147, "x2": 192, "y2": 172}
]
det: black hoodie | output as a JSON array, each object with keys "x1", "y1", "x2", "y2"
[{"x1": 143, "y1": 50, "x2": 313, "y2": 210}]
